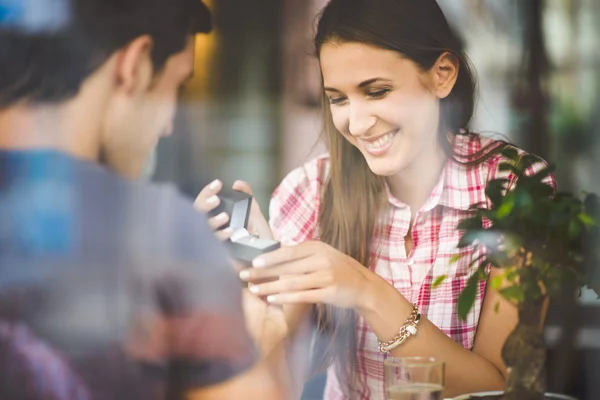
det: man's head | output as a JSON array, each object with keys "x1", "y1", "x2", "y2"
[{"x1": 0, "y1": 0, "x2": 212, "y2": 178}]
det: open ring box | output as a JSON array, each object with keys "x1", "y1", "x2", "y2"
[{"x1": 208, "y1": 189, "x2": 281, "y2": 264}]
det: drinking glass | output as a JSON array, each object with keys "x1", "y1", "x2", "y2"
[{"x1": 384, "y1": 356, "x2": 445, "y2": 400}]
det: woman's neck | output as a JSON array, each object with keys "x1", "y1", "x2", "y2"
[{"x1": 386, "y1": 141, "x2": 447, "y2": 214}]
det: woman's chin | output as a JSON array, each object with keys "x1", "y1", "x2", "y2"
[{"x1": 365, "y1": 159, "x2": 402, "y2": 178}]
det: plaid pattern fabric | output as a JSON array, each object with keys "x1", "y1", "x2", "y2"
[{"x1": 269, "y1": 134, "x2": 556, "y2": 400}]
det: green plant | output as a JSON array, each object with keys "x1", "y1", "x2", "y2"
[{"x1": 453, "y1": 147, "x2": 600, "y2": 400}]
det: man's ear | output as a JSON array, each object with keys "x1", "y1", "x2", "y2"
[
  {"x1": 113, "y1": 35, "x2": 154, "y2": 96},
  {"x1": 430, "y1": 52, "x2": 460, "y2": 99}
]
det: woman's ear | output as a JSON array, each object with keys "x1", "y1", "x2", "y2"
[{"x1": 431, "y1": 52, "x2": 460, "y2": 99}]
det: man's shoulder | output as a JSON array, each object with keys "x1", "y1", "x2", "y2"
[
  {"x1": 99, "y1": 177, "x2": 222, "y2": 263},
  {"x1": 0, "y1": 150, "x2": 219, "y2": 261}
]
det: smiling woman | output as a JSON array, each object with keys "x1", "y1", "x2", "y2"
[
  {"x1": 196, "y1": 0, "x2": 556, "y2": 399},
  {"x1": 320, "y1": 42, "x2": 451, "y2": 179},
  {"x1": 264, "y1": 0, "x2": 553, "y2": 398}
]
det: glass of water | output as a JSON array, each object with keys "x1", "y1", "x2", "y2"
[{"x1": 384, "y1": 356, "x2": 445, "y2": 400}]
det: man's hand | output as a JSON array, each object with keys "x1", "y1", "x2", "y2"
[
  {"x1": 242, "y1": 288, "x2": 288, "y2": 357},
  {"x1": 194, "y1": 179, "x2": 233, "y2": 241},
  {"x1": 194, "y1": 179, "x2": 274, "y2": 241}
]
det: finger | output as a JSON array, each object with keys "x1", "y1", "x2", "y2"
[
  {"x1": 251, "y1": 241, "x2": 319, "y2": 268},
  {"x1": 215, "y1": 227, "x2": 234, "y2": 241},
  {"x1": 193, "y1": 179, "x2": 223, "y2": 212},
  {"x1": 232, "y1": 180, "x2": 252, "y2": 195},
  {"x1": 239, "y1": 256, "x2": 322, "y2": 283},
  {"x1": 233, "y1": 181, "x2": 261, "y2": 215},
  {"x1": 247, "y1": 200, "x2": 274, "y2": 239},
  {"x1": 248, "y1": 272, "x2": 326, "y2": 297},
  {"x1": 265, "y1": 289, "x2": 330, "y2": 305},
  {"x1": 208, "y1": 212, "x2": 230, "y2": 231}
]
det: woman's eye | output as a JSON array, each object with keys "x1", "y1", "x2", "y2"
[
  {"x1": 367, "y1": 89, "x2": 391, "y2": 99},
  {"x1": 329, "y1": 97, "x2": 347, "y2": 105}
]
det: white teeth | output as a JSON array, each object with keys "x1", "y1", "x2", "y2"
[{"x1": 366, "y1": 132, "x2": 395, "y2": 150}]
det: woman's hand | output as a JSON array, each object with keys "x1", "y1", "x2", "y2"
[
  {"x1": 194, "y1": 179, "x2": 274, "y2": 241},
  {"x1": 238, "y1": 241, "x2": 379, "y2": 310}
]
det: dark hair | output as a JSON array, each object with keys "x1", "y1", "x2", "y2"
[
  {"x1": 0, "y1": 0, "x2": 212, "y2": 107},
  {"x1": 315, "y1": 0, "x2": 476, "y2": 138},
  {"x1": 312, "y1": 0, "x2": 480, "y2": 397}
]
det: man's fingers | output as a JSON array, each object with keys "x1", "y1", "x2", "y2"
[
  {"x1": 215, "y1": 227, "x2": 233, "y2": 241},
  {"x1": 232, "y1": 180, "x2": 252, "y2": 195},
  {"x1": 208, "y1": 213, "x2": 229, "y2": 231},
  {"x1": 193, "y1": 179, "x2": 223, "y2": 212}
]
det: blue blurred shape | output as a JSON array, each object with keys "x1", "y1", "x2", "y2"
[
  {"x1": 0, "y1": 0, "x2": 24, "y2": 25},
  {"x1": 0, "y1": 0, "x2": 70, "y2": 32}
]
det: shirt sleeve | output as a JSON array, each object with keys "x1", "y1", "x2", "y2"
[{"x1": 268, "y1": 156, "x2": 325, "y2": 245}]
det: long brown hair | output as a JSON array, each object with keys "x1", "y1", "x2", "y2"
[{"x1": 311, "y1": 0, "x2": 507, "y2": 395}]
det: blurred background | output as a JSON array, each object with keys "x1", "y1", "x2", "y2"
[{"x1": 152, "y1": 0, "x2": 600, "y2": 398}]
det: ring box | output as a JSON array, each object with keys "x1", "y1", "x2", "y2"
[
  {"x1": 207, "y1": 189, "x2": 251, "y2": 230},
  {"x1": 209, "y1": 189, "x2": 280, "y2": 263}
]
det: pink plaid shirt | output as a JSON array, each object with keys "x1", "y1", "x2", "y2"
[{"x1": 269, "y1": 133, "x2": 555, "y2": 399}]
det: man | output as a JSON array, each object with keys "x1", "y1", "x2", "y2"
[{"x1": 0, "y1": 0, "x2": 285, "y2": 398}]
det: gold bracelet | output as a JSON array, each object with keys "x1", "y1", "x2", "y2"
[{"x1": 377, "y1": 303, "x2": 421, "y2": 354}]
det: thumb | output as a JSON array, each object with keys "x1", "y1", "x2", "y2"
[
  {"x1": 232, "y1": 180, "x2": 253, "y2": 195},
  {"x1": 232, "y1": 180, "x2": 274, "y2": 240}
]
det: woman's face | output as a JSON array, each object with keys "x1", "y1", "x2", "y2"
[{"x1": 320, "y1": 41, "x2": 449, "y2": 179}]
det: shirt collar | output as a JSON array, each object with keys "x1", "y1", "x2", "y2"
[{"x1": 385, "y1": 156, "x2": 487, "y2": 213}]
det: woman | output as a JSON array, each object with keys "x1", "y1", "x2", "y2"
[{"x1": 196, "y1": 0, "x2": 555, "y2": 398}]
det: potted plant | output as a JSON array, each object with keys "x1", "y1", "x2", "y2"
[{"x1": 450, "y1": 147, "x2": 600, "y2": 400}]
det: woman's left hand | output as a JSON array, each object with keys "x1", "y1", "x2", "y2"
[{"x1": 238, "y1": 241, "x2": 378, "y2": 310}]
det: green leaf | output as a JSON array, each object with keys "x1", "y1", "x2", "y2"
[
  {"x1": 450, "y1": 254, "x2": 461, "y2": 264},
  {"x1": 578, "y1": 212, "x2": 595, "y2": 228},
  {"x1": 496, "y1": 197, "x2": 515, "y2": 219},
  {"x1": 500, "y1": 147, "x2": 519, "y2": 161},
  {"x1": 456, "y1": 216, "x2": 484, "y2": 231},
  {"x1": 518, "y1": 154, "x2": 544, "y2": 171},
  {"x1": 457, "y1": 230, "x2": 483, "y2": 248},
  {"x1": 506, "y1": 269, "x2": 518, "y2": 282},
  {"x1": 499, "y1": 162, "x2": 520, "y2": 174},
  {"x1": 514, "y1": 190, "x2": 533, "y2": 210},
  {"x1": 491, "y1": 275, "x2": 504, "y2": 290},
  {"x1": 485, "y1": 178, "x2": 510, "y2": 206},
  {"x1": 458, "y1": 273, "x2": 480, "y2": 320},
  {"x1": 568, "y1": 219, "x2": 581, "y2": 239},
  {"x1": 532, "y1": 164, "x2": 556, "y2": 181},
  {"x1": 432, "y1": 275, "x2": 447, "y2": 289},
  {"x1": 499, "y1": 286, "x2": 524, "y2": 303},
  {"x1": 494, "y1": 301, "x2": 500, "y2": 314}
]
